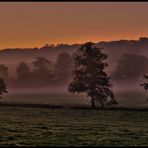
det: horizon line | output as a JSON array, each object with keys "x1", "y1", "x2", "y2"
[{"x1": 1, "y1": 36, "x2": 148, "y2": 50}]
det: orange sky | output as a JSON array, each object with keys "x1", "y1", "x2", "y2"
[{"x1": 0, "y1": 2, "x2": 148, "y2": 49}]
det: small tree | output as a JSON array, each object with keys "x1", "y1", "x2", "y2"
[
  {"x1": 0, "y1": 78, "x2": 7, "y2": 99},
  {"x1": 140, "y1": 74, "x2": 148, "y2": 92},
  {"x1": 68, "y1": 42, "x2": 118, "y2": 108}
]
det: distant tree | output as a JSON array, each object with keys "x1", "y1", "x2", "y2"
[
  {"x1": 40, "y1": 44, "x2": 55, "y2": 50},
  {"x1": 68, "y1": 42, "x2": 118, "y2": 108},
  {"x1": 16, "y1": 62, "x2": 31, "y2": 80},
  {"x1": 0, "y1": 64, "x2": 9, "y2": 81},
  {"x1": 32, "y1": 57, "x2": 53, "y2": 83},
  {"x1": 33, "y1": 57, "x2": 52, "y2": 71},
  {"x1": 112, "y1": 54, "x2": 148, "y2": 80},
  {"x1": 0, "y1": 78, "x2": 7, "y2": 99},
  {"x1": 53, "y1": 53, "x2": 74, "y2": 84}
]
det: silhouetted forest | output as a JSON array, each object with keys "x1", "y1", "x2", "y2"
[
  {"x1": 3, "y1": 53, "x2": 73, "y2": 88},
  {"x1": 0, "y1": 37, "x2": 148, "y2": 88}
]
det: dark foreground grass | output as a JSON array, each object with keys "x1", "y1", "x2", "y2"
[{"x1": 0, "y1": 106, "x2": 148, "y2": 146}]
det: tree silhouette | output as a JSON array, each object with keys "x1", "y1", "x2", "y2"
[
  {"x1": 0, "y1": 78, "x2": 7, "y2": 99},
  {"x1": 16, "y1": 62, "x2": 31, "y2": 80},
  {"x1": 112, "y1": 54, "x2": 148, "y2": 80},
  {"x1": 32, "y1": 57, "x2": 52, "y2": 72},
  {"x1": 53, "y1": 52, "x2": 73, "y2": 84},
  {"x1": 32, "y1": 57, "x2": 53, "y2": 84},
  {"x1": 140, "y1": 74, "x2": 148, "y2": 92},
  {"x1": 0, "y1": 64, "x2": 9, "y2": 82},
  {"x1": 68, "y1": 42, "x2": 118, "y2": 108}
]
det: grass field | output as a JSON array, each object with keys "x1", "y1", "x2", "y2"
[
  {"x1": 0, "y1": 105, "x2": 148, "y2": 146},
  {"x1": 0, "y1": 90, "x2": 148, "y2": 146}
]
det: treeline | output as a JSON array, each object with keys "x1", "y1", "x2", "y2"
[
  {"x1": 112, "y1": 53, "x2": 148, "y2": 81},
  {"x1": 1, "y1": 37, "x2": 148, "y2": 68},
  {"x1": 1, "y1": 52, "x2": 74, "y2": 88},
  {"x1": 0, "y1": 52, "x2": 148, "y2": 88}
]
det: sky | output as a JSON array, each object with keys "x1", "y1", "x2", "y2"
[{"x1": 0, "y1": 2, "x2": 148, "y2": 49}]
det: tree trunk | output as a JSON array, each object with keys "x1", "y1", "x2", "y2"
[
  {"x1": 100, "y1": 102, "x2": 105, "y2": 109},
  {"x1": 91, "y1": 98, "x2": 96, "y2": 108},
  {"x1": 100, "y1": 99, "x2": 105, "y2": 109}
]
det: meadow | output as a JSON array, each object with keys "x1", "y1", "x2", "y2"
[
  {"x1": 0, "y1": 90, "x2": 148, "y2": 146},
  {"x1": 0, "y1": 106, "x2": 148, "y2": 146}
]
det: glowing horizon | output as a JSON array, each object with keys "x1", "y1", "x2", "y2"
[
  {"x1": 1, "y1": 36, "x2": 147, "y2": 49},
  {"x1": 0, "y1": 2, "x2": 148, "y2": 49}
]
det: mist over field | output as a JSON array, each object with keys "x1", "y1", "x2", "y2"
[
  {"x1": 0, "y1": 37, "x2": 147, "y2": 108},
  {"x1": 1, "y1": 84, "x2": 147, "y2": 108}
]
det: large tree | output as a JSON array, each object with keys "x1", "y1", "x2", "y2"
[{"x1": 68, "y1": 42, "x2": 117, "y2": 108}]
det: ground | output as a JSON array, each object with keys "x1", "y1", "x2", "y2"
[{"x1": 0, "y1": 106, "x2": 148, "y2": 146}]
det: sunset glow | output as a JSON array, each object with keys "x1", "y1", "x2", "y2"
[{"x1": 0, "y1": 2, "x2": 148, "y2": 48}]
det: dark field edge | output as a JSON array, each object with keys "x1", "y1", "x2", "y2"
[{"x1": 0, "y1": 102, "x2": 148, "y2": 111}]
